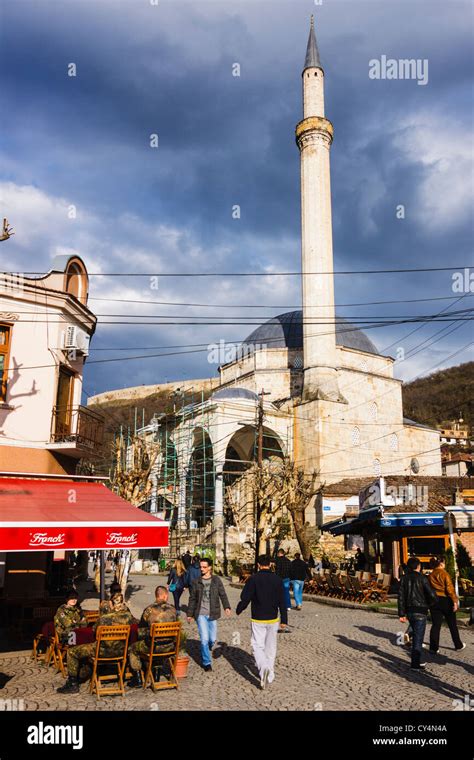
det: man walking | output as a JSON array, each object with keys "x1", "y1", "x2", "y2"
[
  {"x1": 236, "y1": 555, "x2": 288, "y2": 689},
  {"x1": 187, "y1": 558, "x2": 231, "y2": 671},
  {"x1": 290, "y1": 553, "x2": 310, "y2": 610},
  {"x1": 274, "y1": 548, "x2": 292, "y2": 610},
  {"x1": 398, "y1": 556, "x2": 438, "y2": 670}
]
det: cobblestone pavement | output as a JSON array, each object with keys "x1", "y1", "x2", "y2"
[{"x1": 0, "y1": 575, "x2": 472, "y2": 711}]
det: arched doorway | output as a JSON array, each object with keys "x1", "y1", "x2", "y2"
[{"x1": 186, "y1": 427, "x2": 215, "y2": 528}]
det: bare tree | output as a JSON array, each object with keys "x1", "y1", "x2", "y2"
[
  {"x1": 0, "y1": 219, "x2": 14, "y2": 242},
  {"x1": 111, "y1": 434, "x2": 159, "y2": 506},
  {"x1": 227, "y1": 457, "x2": 319, "y2": 562},
  {"x1": 110, "y1": 434, "x2": 161, "y2": 593},
  {"x1": 273, "y1": 458, "x2": 319, "y2": 561}
]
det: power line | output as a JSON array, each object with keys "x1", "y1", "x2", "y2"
[
  {"x1": 88, "y1": 293, "x2": 474, "y2": 309},
  {"x1": 5, "y1": 265, "x2": 472, "y2": 277}
]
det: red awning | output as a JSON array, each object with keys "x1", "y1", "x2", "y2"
[{"x1": 0, "y1": 478, "x2": 169, "y2": 551}]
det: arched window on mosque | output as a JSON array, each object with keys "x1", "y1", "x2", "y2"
[
  {"x1": 373, "y1": 459, "x2": 382, "y2": 477},
  {"x1": 390, "y1": 433, "x2": 399, "y2": 452},
  {"x1": 370, "y1": 402, "x2": 378, "y2": 422},
  {"x1": 351, "y1": 426, "x2": 361, "y2": 447}
]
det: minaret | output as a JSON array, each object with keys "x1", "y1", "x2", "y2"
[{"x1": 296, "y1": 16, "x2": 343, "y2": 402}]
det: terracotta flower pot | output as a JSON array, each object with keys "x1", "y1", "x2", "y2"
[{"x1": 175, "y1": 654, "x2": 190, "y2": 678}]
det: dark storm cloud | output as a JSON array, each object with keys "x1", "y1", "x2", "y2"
[{"x1": 0, "y1": 0, "x2": 472, "y2": 392}]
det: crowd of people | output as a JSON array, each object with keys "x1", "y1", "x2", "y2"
[{"x1": 50, "y1": 547, "x2": 467, "y2": 694}]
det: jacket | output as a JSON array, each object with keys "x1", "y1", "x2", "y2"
[
  {"x1": 274, "y1": 556, "x2": 292, "y2": 579},
  {"x1": 290, "y1": 558, "x2": 310, "y2": 581},
  {"x1": 429, "y1": 567, "x2": 458, "y2": 605},
  {"x1": 167, "y1": 567, "x2": 186, "y2": 591},
  {"x1": 236, "y1": 570, "x2": 288, "y2": 625},
  {"x1": 398, "y1": 570, "x2": 438, "y2": 617},
  {"x1": 54, "y1": 604, "x2": 86, "y2": 643},
  {"x1": 184, "y1": 564, "x2": 201, "y2": 588},
  {"x1": 187, "y1": 575, "x2": 231, "y2": 621}
]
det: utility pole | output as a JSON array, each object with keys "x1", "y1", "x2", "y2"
[{"x1": 255, "y1": 388, "x2": 270, "y2": 570}]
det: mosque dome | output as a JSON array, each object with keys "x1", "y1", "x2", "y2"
[
  {"x1": 242, "y1": 310, "x2": 378, "y2": 355},
  {"x1": 211, "y1": 387, "x2": 259, "y2": 402}
]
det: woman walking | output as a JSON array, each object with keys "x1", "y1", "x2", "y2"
[
  {"x1": 428, "y1": 557, "x2": 465, "y2": 654},
  {"x1": 167, "y1": 558, "x2": 187, "y2": 615}
]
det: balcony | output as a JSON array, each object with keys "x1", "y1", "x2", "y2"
[{"x1": 49, "y1": 405, "x2": 105, "y2": 457}]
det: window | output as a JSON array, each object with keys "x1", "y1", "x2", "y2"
[
  {"x1": 53, "y1": 366, "x2": 74, "y2": 440},
  {"x1": 351, "y1": 426, "x2": 361, "y2": 446},
  {"x1": 370, "y1": 402, "x2": 378, "y2": 421},
  {"x1": 0, "y1": 324, "x2": 12, "y2": 402},
  {"x1": 390, "y1": 433, "x2": 398, "y2": 452},
  {"x1": 373, "y1": 459, "x2": 382, "y2": 477},
  {"x1": 292, "y1": 353, "x2": 303, "y2": 369}
]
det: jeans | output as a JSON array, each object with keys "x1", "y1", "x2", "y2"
[
  {"x1": 407, "y1": 613, "x2": 427, "y2": 668},
  {"x1": 291, "y1": 580, "x2": 304, "y2": 607},
  {"x1": 197, "y1": 615, "x2": 217, "y2": 667},
  {"x1": 172, "y1": 588, "x2": 184, "y2": 613},
  {"x1": 282, "y1": 578, "x2": 291, "y2": 609},
  {"x1": 430, "y1": 596, "x2": 462, "y2": 651}
]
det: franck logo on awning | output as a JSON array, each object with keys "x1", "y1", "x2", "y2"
[
  {"x1": 29, "y1": 532, "x2": 65, "y2": 547},
  {"x1": 105, "y1": 532, "x2": 138, "y2": 546}
]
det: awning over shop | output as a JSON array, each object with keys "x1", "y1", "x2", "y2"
[
  {"x1": 444, "y1": 505, "x2": 474, "y2": 530},
  {"x1": 321, "y1": 509, "x2": 447, "y2": 536},
  {"x1": 379, "y1": 512, "x2": 446, "y2": 529},
  {"x1": 0, "y1": 478, "x2": 169, "y2": 551}
]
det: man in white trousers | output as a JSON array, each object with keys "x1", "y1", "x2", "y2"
[{"x1": 236, "y1": 554, "x2": 288, "y2": 689}]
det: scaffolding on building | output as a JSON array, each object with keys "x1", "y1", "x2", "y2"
[{"x1": 113, "y1": 387, "x2": 292, "y2": 559}]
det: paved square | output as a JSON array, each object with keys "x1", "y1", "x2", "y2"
[{"x1": 0, "y1": 576, "x2": 471, "y2": 711}]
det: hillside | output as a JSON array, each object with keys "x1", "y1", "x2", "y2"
[{"x1": 402, "y1": 361, "x2": 473, "y2": 431}]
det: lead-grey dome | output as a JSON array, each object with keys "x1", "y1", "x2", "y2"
[
  {"x1": 212, "y1": 387, "x2": 259, "y2": 402},
  {"x1": 242, "y1": 311, "x2": 378, "y2": 355}
]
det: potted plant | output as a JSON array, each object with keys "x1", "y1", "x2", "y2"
[{"x1": 175, "y1": 627, "x2": 190, "y2": 678}]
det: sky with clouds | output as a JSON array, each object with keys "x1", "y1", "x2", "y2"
[{"x1": 0, "y1": 0, "x2": 472, "y2": 400}]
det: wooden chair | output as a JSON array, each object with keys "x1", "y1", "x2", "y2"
[
  {"x1": 48, "y1": 629, "x2": 68, "y2": 676},
  {"x1": 140, "y1": 622, "x2": 181, "y2": 692},
  {"x1": 325, "y1": 574, "x2": 337, "y2": 597},
  {"x1": 373, "y1": 573, "x2": 391, "y2": 602},
  {"x1": 331, "y1": 574, "x2": 343, "y2": 597},
  {"x1": 342, "y1": 575, "x2": 356, "y2": 601},
  {"x1": 84, "y1": 610, "x2": 99, "y2": 626},
  {"x1": 315, "y1": 576, "x2": 328, "y2": 596},
  {"x1": 90, "y1": 625, "x2": 130, "y2": 698},
  {"x1": 349, "y1": 576, "x2": 379, "y2": 604}
]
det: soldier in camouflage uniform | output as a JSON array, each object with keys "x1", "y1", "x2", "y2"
[
  {"x1": 57, "y1": 593, "x2": 134, "y2": 694},
  {"x1": 128, "y1": 586, "x2": 177, "y2": 688},
  {"x1": 54, "y1": 590, "x2": 87, "y2": 645}
]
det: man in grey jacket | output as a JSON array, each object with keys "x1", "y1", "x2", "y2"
[{"x1": 187, "y1": 558, "x2": 231, "y2": 671}]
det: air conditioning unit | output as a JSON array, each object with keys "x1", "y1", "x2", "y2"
[{"x1": 63, "y1": 325, "x2": 90, "y2": 356}]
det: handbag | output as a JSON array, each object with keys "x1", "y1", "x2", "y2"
[{"x1": 169, "y1": 582, "x2": 177, "y2": 592}]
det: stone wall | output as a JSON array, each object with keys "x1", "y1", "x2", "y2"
[{"x1": 87, "y1": 377, "x2": 219, "y2": 407}]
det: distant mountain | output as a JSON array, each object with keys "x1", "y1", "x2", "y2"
[{"x1": 403, "y1": 362, "x2": 473, "y2": 431}]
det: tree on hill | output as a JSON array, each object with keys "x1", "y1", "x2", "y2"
[{"x1": 402, "y1": 361, "x2": 473, "y2": 431}]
